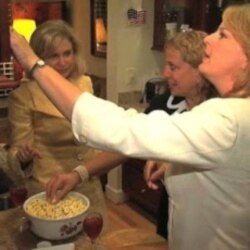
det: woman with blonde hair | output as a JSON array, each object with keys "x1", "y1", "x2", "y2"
[
  {"x1": 144, "y1": 30, "x2": 217, "y2": 238},
  {"x1": 8, "y1": 20, "x2": 107, "y2": 226}
]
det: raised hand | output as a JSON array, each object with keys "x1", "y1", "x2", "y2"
[
  {"x1": 10, "y1": 28, "x2": 39, "y2": 72},
  {"x1": 46, "y1": 171, "x2": 81, "y2": 204}
]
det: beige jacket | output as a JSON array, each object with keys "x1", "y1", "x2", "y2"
[{"x1": 7, "y1": 76, "x2": 106, "y2": 220}]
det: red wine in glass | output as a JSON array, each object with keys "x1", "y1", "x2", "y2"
[
  {"x1": 83, "y1": 212, "x2": 103, "y2": 244},
  {"x1": 10, "y1": 186, "x2": 28, "y2": 207}
]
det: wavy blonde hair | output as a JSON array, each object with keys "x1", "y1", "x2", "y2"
[
  {"x1": 30, "y1": 20, "x2": 86, "y2": 78},
  {"x1": 223, "y1": 3, "x2": 250, "y2": 97}
]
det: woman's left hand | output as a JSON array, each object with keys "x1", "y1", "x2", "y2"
[{"x1": 16, "y1": 144, "x2": 42, "y2": 165}]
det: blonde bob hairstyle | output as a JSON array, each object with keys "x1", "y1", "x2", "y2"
[
  {"x1": 30, "y1": 20, "x2": 86, "y2": 78},
  {"x1": 223, "y1": 3, "x2": 250, "y2": 97},
  {"x1": 165, "y1": 30, "x2": 218, "y2": 102},
  {"x1": 165, "y1": 30, "x2": 207, "y2": 68}
]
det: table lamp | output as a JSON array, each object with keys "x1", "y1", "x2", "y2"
[
  {"x1": 12, "y1": 18, "x2": 36, "y2": 42},
  {"x1": 95, "y1": 17, "x2": 107, "y2": 45}
]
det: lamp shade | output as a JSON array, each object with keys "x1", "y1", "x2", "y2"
[
  {"x1": 13, "y1": 19, "x2": 36, "y2": 42},
  {"x1": 95, "y1": 18, "x2": 107, "y2": 44}
]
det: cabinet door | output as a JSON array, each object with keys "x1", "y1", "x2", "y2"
[
  {"x1": 152, "y1": 0, "x2": 224, "y2": 51},
  {"x1": 122, "y1": 159, "x2": 164, "y2": 218}
]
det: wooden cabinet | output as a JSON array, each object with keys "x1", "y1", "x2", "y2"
[
  {"x1": 122, "y1": 159, "x2": 165, "y2": 220},
  {"x1": 152, "y1": 0, "x2": 225, "y2": 51}
]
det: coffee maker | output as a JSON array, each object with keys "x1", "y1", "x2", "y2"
[{"x1": 141, "y1": 77, "x2": 166, "y2": 103}]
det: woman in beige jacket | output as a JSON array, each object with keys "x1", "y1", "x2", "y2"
[{"x1": 7, "y1": 20, "x2": 107, "y2": 223}]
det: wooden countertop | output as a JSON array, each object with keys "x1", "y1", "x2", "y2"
[{"x1": 0, "y1": 207, "x2": 168, "y2": 250}]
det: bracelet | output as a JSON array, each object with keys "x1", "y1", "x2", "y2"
[{"x1": 73, "y1": 165, "x2": 89, "y2": 183}]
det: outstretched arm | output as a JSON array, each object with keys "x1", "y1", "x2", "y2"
[
  {"x1": 46, "y1": 152, "x2": 127, "y2": 203},
  {"x1": 11, "y1": 28, "x2": 230, "y2": 169}
]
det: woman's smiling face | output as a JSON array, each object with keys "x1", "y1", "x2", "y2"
[
  {"x1": 44, "y1": 38, "x2": 76, "y2": 79},
  {"x1": 163, "y1": 47, "x2": 201, "y2": 99}
]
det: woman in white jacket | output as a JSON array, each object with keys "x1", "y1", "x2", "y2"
[{"x1": 10, "y1": 3, "x2": 250, "y2": 250}]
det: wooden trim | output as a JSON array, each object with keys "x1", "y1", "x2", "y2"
[
  {"x1": 152, "y1": 0, "x2": 165, "y2": 51},
  {"x1": 0, "y1": 0, "x2": 12, "y2": 62}
]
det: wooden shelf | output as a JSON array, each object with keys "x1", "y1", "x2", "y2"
[{"x1": 152, "y1": 0, "x2": 223, "y2": 51}]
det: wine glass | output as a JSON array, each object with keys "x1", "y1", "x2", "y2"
[
  {"x1": 83, "y1": 212, "x2": 103, "y2": 249},
  {"x1": 9, "y1": 183, "x2": 28, "y2": 209}
]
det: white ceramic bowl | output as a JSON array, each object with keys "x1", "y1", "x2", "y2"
[{"x1": 23, "y1": 191, "x2": 89, "y2": 240}]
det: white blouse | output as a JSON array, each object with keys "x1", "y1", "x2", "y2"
[{"x1": 72, "y1": 92, "x2": 250, "y2": 250}]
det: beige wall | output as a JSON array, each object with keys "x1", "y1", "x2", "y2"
[
  {"x1": 71, "y1": 0, "x2": 164, "y2": 102},
  {"x1": 71, "y1": 0, "x2": 106, "y2": 78},
  {"x1": 107, "y1": 0, "x2": 164, "y2": 102}
]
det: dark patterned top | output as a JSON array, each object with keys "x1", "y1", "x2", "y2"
[{"x1": 144, "y1": 92, "x2": 187, "y2": 115}]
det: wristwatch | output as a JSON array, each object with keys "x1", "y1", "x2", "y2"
[{"x1": 28, "y1": 59, "x2": 46, "y2": 78}]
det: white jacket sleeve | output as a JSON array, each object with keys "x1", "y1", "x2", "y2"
[{"x1": 72, "y1": 92, "x2": 237, "y2": 169}]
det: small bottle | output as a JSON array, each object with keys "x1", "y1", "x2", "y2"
[
  {"x1": 165, "y1": 10, "x2": 178, "y2": 40},
  {"x1": 164, "y1": 11, "x2": 172, "y2": 24},
  {"x1": 172, "y1": 10, "x2": 178, "y2": 24},
  {"x1": 0, "y1": 195, "x2": 12, "y2": 210}
]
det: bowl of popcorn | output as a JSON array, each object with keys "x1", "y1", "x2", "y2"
[{"x1": 23, "y1": 191, "x2": 90, "y2": 240}]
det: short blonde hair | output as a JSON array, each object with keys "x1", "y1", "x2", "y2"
[
  {"x1": 165, "y1": 30, "x2": 207, "y2": 68},
  {"x1": 30, "y1": 20, "x2": 85, "y2": 78},
  {"x1": 165, "y1": 30, "x2": 218, "y2": 101},
  {"x1": 223, "y1": 3, "x2": 250, "y2": 97}
]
